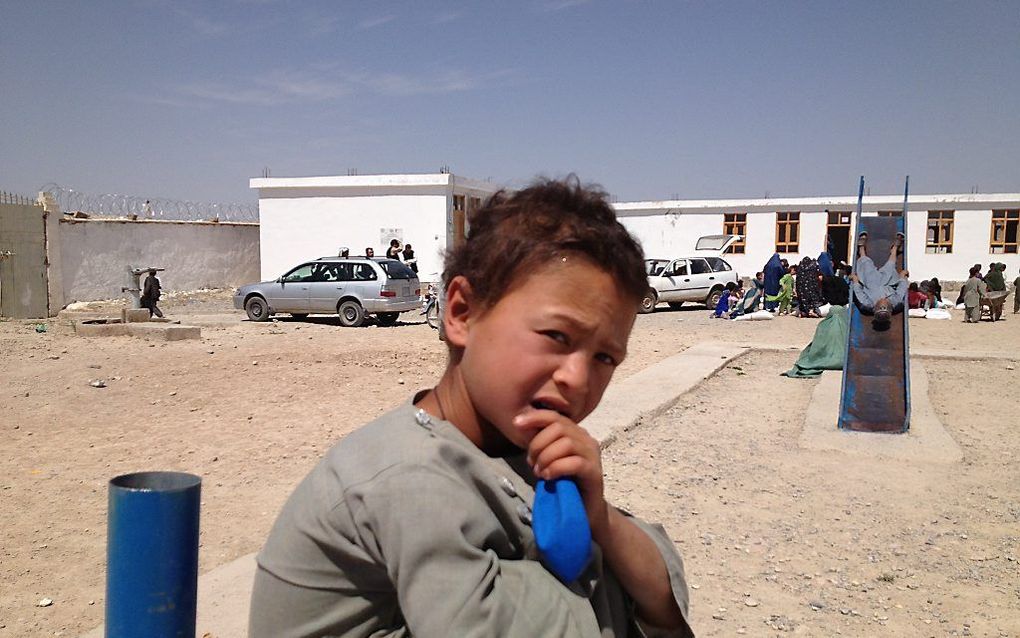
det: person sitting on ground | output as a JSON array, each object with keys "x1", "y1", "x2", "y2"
[
  {"x1": 907, "y1": 282, "x2": 928, "y2": 310},
  {"x1": 776, "y1": 265, "x2": 796, "y2": 315},
  {"x1": 962, "y1": 265, "x2": 988, "y2": 323},
  {"x1": 249, "y1": 177, "x2": 694, "y2": 638},
  {"x1": 713, "y1": 281, "x2": 737, "y2": 318},
  {"x1": 848, "y1": 231, "x2": 908, "y2": 328},
  {"x1": 928, "y1": 277, "x2": 943, "y2": 304},
  {"x1": 730, "y1": 272, "x2": 765, "y2": 319},
  {"x1": 796, "y1": 257, "x2": 824, "y2": 318},
  {"x1": 821, "y1": 267, "x2": 850, "y2": 307}
]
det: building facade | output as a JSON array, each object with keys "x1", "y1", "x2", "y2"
[
  {"x1": 250, "y1": 173, "x2": 499, "y2": 282},
  {"x1": 251, "y1": 174, "x2": 1020, "y2": 284}
]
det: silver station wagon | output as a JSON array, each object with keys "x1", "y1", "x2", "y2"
[{"x1": 234, "y1": 257, "x2": 420, "y2": 327}]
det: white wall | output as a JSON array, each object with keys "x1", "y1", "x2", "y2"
[
  {"x1": 58, "y1": 219, "x2": 260, "y2": 302},
  {"x1": 618, "y1": 202, "x2": 1020, "y2": 283},
  {"x1": 258, "y1": 194, "x2": 449, "y2": 281}
]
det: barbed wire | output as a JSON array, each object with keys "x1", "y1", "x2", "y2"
[{"x1": 39, "y1": 183, "x2": 259, "y2": 222}]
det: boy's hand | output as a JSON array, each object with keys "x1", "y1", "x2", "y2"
[{"x1": 515, "y1": 410, "x2": 610, "y2": 534}]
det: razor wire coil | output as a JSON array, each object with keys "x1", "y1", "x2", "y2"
[{"x1": 40, "y1": 183, "x2": 258, "y2": 222}]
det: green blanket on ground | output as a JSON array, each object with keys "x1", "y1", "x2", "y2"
[{"x1": 782, "y1": 305, "x2": 849, "y2": 378}]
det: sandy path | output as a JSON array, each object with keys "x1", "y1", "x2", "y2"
[{"x1": 1, "y1": 291, "x2": 1017, "y2": 636}]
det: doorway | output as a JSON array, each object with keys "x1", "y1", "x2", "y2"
[{"x1": 826, "y1": 211, "x2": 851, "y2": 265}]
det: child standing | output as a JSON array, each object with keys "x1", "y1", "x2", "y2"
[{"x1": 250, "y1": 178, "x2": 694, "y2": 637}]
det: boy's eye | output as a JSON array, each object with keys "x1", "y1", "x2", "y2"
[
  {"x1": 595, "y1": 352, "x2": 618, "y2": 366},
  {"x1": 543, "y1": 330, "x2": 569, "y2": 345}
]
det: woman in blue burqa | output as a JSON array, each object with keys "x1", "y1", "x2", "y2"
[{"x1": 762, "y1": 254, "x2": 784, "y2": 311}]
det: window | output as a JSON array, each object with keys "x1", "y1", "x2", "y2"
[
  {"x1": 877, "y1": 210, "x2": 903, "y2": 217},
  {"x1": 453, "y1": 195, "x2": 466, "y2": 212},
  {"x1": 351, "y1": 263, "x2": 377, "y2": 281},
  {"x1": 283, "y1": 264, "x2": 315, "y2": 282},
  {"x1": 926, "y1": 211, "x2": 954, "y2": 254},
  {"x1": 670, "y1": 260, "x2": 688, "y2": 276},
  {"x1": 689, "y1": 259, "x2": 711, "y2": 275},
  {"x1": 706, "y1": 257, "x2": 731, "y2": 272},
  {"x1": 990, "y1": 210, "x2": 1020, "y2": 254},
  {"x1": 775, "y1": 212, "x2": 800, "y2": 253},
  {"x1": 723, "y1": 213, "x2": 746, "y2": 253}
]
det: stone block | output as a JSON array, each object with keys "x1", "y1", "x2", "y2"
[{"x1": 121, "y1": 308, "x2": 150, "y2": 323}]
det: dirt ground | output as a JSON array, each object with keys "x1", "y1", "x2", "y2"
[{"x1": 2, "y1": 290, "x2": 1018, "y2": 637}]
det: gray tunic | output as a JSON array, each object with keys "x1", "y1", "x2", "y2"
[
  {"x1": 250, "y1": 397, "x2": 694, "y2": 638},
  {"x1": 851, "y1": 255, "x2": 907, "y2": 313}
]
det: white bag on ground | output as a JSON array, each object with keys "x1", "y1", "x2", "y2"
[
  {"x1": 817, "y1": 303, "x2": 832, "y2": 317},
  {"x1": 908, "y1": 308, "x2": 927, "y2": 318},
  {"x1": 925, "y1": 307, "x2": 952, "y2": 320},
  {"x1": 733, "y1": 309, "x2": 775, "y2": 322}
]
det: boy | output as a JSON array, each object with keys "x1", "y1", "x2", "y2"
[
  {"x1": 250, "y1": 178, "x2": 694, "y2": 637},
  {"x1": 849, "y1": 232, "x2": 908, "y2": 327}
]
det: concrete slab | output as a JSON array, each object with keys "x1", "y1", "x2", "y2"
[
  {"x1": 586, "y1": 341, "x2": 749, "y2": 446},
  {"x1": 120, "y1": 308, "x2": 150, "y2": 323},
  {"x1": 80, "y1": 553, "x2": 257, "y2": 638},
  {"x1": 73, "y1": 321, "x2": 201, "y2": 340},
  {"x1": 800, "y1": 361, "x2": 963, "y2": 464}
]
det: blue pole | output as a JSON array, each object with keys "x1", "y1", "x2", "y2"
[{"x1": 106, "y1": 471, "x2": 201, "y2": 638}]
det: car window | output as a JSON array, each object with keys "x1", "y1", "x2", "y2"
[
  {"x1": 282, "y1": 264, "x2": 315, "y2": 282},
  {"x1": 706, "y1": 257, "x2": 731, "y2": 272},
  {"x1": 646, "y1": 260, "x2": 668, "y2": 276},
  {"x1": 377, "y1": 259, "x2": 415, "y2": 279},
  {"x1": 352, "y1": 263, "x2": 377, "y2": 281},
  {"x1": 309, "y1": 263, "x2": 339, "y2": 282},
  {"x1": 670, "y1": 260, "x2": 688, "y2": 276},
  {"x1": 689, "y1": 259, "x2": 711, "y2": 275},
  {"x1": 333, "y1": 262, "x2": 354, "y2": 282}
]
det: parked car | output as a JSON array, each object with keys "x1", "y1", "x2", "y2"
[
  {"x1": 641, "y1": 235, "x2": 742, "y2": 313},
  {"x1": 234, "y1": 257, "x2": 420, "y2": 327}
]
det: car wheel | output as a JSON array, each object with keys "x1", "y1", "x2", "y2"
[
  {"x1": 667, "y1": 302, "x2": 685, "y2": 310},
  {"x1": 377, "y1": 312, "x2": 399, "y2": 326},
  {"x1": 244, "y1": 296, "x2": 270, "y2": 322},
  {"x1": 425, "y1": 302, "x2": 440, "y2": 329},
  {"x1": 639, "y1": 289, "x2": 657, "y2": 314},
  {"x1": 337, "y1": 300, "x2": 365, "y2": 327},
  {"x1": 706, "y1": 287, "x2": 723, "y2": 309},
  {"x1": 291, "y1": 313, "x2": 308, "y2": 320}
]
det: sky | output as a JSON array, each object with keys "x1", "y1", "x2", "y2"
[{"x1": 2, "y1": 0, "x2": 1018, "y2": 206}]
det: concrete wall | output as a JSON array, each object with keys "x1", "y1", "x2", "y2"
[{"x1": 58, "y1": 218, "x2": 260, "y2": 303}]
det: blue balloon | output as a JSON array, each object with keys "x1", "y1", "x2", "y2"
[{"x1": 532, "y1": 478, "x2": 592, "y2": 582}]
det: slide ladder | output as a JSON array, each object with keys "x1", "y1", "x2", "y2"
[{"x1": 838, "y1": 177, "x2": 911, "y2": 433}]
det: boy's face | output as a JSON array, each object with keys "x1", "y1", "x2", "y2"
[{"x1": 453, "y1": 258, "x2": 634, "y2": 452}]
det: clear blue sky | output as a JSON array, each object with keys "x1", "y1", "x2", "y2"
[{"x1": 2, "y1": 1, "x2": 1018, "y2": 205}]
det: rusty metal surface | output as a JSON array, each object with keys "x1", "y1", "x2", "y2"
[{"x1": 839, "y1": 216, "x2": 910, "y2": 433}]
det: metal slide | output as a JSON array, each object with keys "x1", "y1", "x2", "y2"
[{"x1": 838, "y1": 177, "x2": 911, "y2": 433}]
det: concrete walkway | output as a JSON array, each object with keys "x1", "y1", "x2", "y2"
[{"x1": 79, "y1": 341, "x2": 749, "y2": 638}]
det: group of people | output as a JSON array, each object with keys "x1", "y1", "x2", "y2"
[
  {"x1": 712, "y1": 252, "x2": 853, "y2": 320},
  {"x1": 338, "y1": 239, "x2": 419, "y2": 273},
  {"x1": 955, "y1": 262, "x2": 1018, "y2": 323}
]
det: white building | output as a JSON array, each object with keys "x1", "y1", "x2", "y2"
[
  {"x1": 250, "y1": 173, "x2": 499, "y2": 282},
  {"x1": 617, "y1": 192, "x2": 1020, "y2": 281},
  {"x1": 252, "y1": 174, "x2": 1020, "y2": 283}
]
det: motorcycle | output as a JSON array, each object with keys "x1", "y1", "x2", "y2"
[{"x1": 421, "y1": 283, "x2": 440, "y2": 330}]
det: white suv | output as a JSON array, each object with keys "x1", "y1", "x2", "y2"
[{"x1": 641, "y1": 235, "x2": 742, "y2": 313}]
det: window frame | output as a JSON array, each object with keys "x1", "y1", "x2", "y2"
[
  {"x1": 989, "y1": 209, "x2": 1020, "y2": 255},
  {"x1": 723, "y1": 212, "x2": 747, "y2": 254},
  {"x1": 775, "y1": 211, "x2": 800, "y2": 253},
  {"x1": 925, "y1": 210, "x2": 955, "y2": 254}
]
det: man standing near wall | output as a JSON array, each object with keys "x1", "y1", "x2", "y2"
[{"x1": 140, "y1": 268, "x2": 164, "y2": 318}]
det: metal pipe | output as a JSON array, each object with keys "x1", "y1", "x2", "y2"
[{"x1": 105, "y1": 471, "x2": 201, "y2": 638}]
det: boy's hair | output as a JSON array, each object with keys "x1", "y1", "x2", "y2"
[
  {"x1": 755, "y1": 271, "x2": 763, "y2": 278},
  {"x1": 443, "y1": 176, "x2": 647, "y2": 309}
]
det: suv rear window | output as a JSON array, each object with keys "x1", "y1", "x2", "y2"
[
  {"x1": 706, "y1": 257, "x2": 731, "y2": 272},
  {"x1": 377, "y1": 259, "x2": 416, "y2": 279}
]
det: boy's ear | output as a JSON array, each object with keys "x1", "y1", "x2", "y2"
[{"x1": 443, "y1": 275, "x2": 474, "y2": 348}]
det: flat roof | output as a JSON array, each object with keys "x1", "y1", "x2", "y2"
[
  {"x1": 614, "y1": 193, "x2": 1020, "y2": 215},
  {"x1": 250, "y1": 173, "x2": 500, "y2": 193}
]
